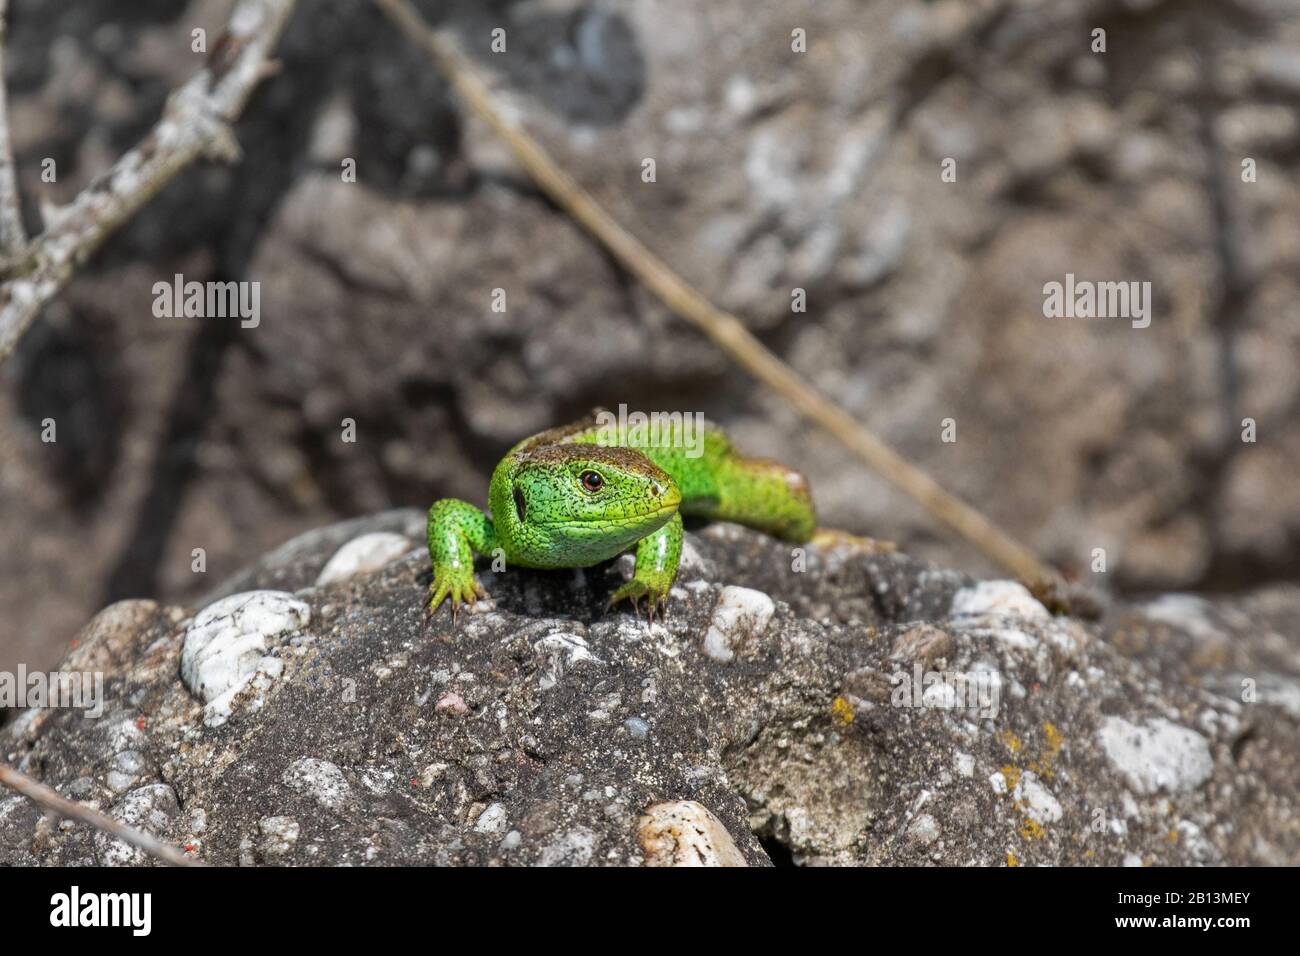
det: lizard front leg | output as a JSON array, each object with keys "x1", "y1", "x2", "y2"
[
  {"x1": 608, "y1": 512, "x2": 682, "y2": 623},
  {"x1": 426, "y1": 499, "x2": 497, "y2": 621}
]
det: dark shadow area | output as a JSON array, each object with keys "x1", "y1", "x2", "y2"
[
  {"x1": 101, "y1": 307, "x2": 239, "y2": 603},
  {"x1": 758, "y1": 832, "x2": 797, "y2": 867},
  {"x1": 14, "y1": 308, "x2": 126, "y2": 516}
]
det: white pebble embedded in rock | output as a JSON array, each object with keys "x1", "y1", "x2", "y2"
[
  {"x1": 282, "y1": 757, "x2": 353, "y2": 811},
  {"x1": 1014, "y1": 771, "x2": 1063, "y2": 825},
  {"x1": 474, "y1": 802, "x2": 508, "y2": 835},
  {"x1": 258, "y1": 815, "x2": 301, "y2": 858},
  {"x1": 702, "y1": 586, "x2": 775, "y2": 663},
  {"x1": 1097, "y1": 716, "x2": 1214, "y2": 795},
  {"x1": 950, "y1": 580, "x2": 1049, "y2": 621},
  {"x1": 532, "y1": 631, "x2": 601, "y2": 690},
  {"x1": 637, "y1": 800, "x2": 748, "y2": 866},
  {"x1": 315, "y1": 532, "x2": 415, "y2": 586},
  {"x1": 908, "y1": 813, "x2": 941, "y2": 845},
  {"x1": 434, "y1": 691, "x2": 469, "y2": 716},
  {"x1": 538, "y1": 827, "x2": 598, "y2": 866},
  {"x1": 180, "y1": 591, "x2": 310, "y2": 727}
]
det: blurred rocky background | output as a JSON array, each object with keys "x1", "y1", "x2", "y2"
[{"x1": 2, "y1": 0, "x2": 1299, "y2": 675}]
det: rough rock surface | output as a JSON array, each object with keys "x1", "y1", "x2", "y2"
[
  {"x1": 3, "y1": 513, "x2": 1297, "y2": 866},
  {"x1": 4, "y1": 0, "x2": 1300, "y2": 673}
]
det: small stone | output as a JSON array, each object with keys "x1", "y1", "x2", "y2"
[
  {"x1": 315, "y1": 532, "x2": 414, "y2": 585},
  {"x1": 64, "y1": 600, "x2": 161, "y2": 676},
  {"x1": 637, "y1": 800, "x2": 747, "y2": 867},
  {"x1": 538, "y1": 827, "x2": 598, "y2": 867},
  {"x1": 908, "y1": 813, "x2": 940, "y2": 845},
  {"x1": 950, "y1": 581, "x2": 1049, "y2": 621},
  {"x1": 890, "y1": 624, "x2": 955, "y2": 668},
  {"x1": 111, "y1": 750, "x2": 145, "y2": 775},
  {"x1": 1014, "y1": 772, "x2": 1063, "y2": 825},
  {"x1": 702, "y1": 586, "x2": 775, "y2": 663},
  {"x1": 418, "y1": 763, "x2": 448, "y2": 787},
  {"x1": 258, "y1": 815, "x2": 301, "y2": 857},
  {"x1": 434, "y1": 691, "x2": 469, "y2": 716},
  {"x1": 533, "y1": 632, "x2": 600, "y2": 690},
  {"x1": 1097, "y1": 717, "x2": 1213, "y2": 795},
  {"x1": 180, "y1": 591, "x2": 310, "y2": 727},
  {"x1": 282, "y1": 757, "x2": 353, "y2": 811},
  {"x1": 474, "y1": 802, "x2": 508, "y2": 835}
]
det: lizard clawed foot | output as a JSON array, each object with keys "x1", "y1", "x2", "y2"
[
  {"x1": 427, "y1": 570, "x2": 489, "y2": 627},
  {"x1": 607, "y1": 576, "x2": 672, "y2": 626}
]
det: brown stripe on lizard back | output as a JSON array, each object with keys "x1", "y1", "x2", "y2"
[{"x1": 511, "y1": 409, "x2": 607, "y2": 452}]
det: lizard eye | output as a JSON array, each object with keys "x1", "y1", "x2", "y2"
[{"x1": 579, "y1": 470, "x2": 604, "y2": 493}]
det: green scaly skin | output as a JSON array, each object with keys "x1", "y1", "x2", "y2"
[{"x1": 426, "y1": 410, "x2": 817, "y2": 622}]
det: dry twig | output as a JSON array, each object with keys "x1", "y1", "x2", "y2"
[
  {"x1": 0, "y1": 0, "x2": 297, "y2": 362},
  {"x1": 0, "y1": 762, "x2": 202, "y2": 867},
  {"x1": 374, "y1": 0, "x2": 1061, "y2": 592}
]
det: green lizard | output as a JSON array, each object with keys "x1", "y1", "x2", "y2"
[{"x1": 425, "y1": 410, "x2": 818, "y2": 622}]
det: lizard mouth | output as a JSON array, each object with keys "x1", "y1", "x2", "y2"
[{"x1": 534, "y1": 500, "x2": 680, "y2": 529}]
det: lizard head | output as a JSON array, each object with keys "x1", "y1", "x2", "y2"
[{"x1": 494, "y1": 444, "x2": 682, "y2": 567}]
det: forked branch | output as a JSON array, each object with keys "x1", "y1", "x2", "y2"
[{"x1": 0, "y1": 0, "x2": 297, "y2": 362}]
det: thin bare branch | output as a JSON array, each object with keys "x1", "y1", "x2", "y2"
[
  {"x1": 0, "y1": 762, "x2": 202, "y2": 867},
  {"x1": 0, "y1": 0, "x2": 297, "y2": 363},
  {"x1": 0, "y1": 0, "x2": 25, "y2": 254},
  {"x1": 374, "y1": 0, "x2": 1062, "y2": 594}
]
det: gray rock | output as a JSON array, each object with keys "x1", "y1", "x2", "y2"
[{"x1": 2, "y1": 513, "x2": 1296, "y2": 866}]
